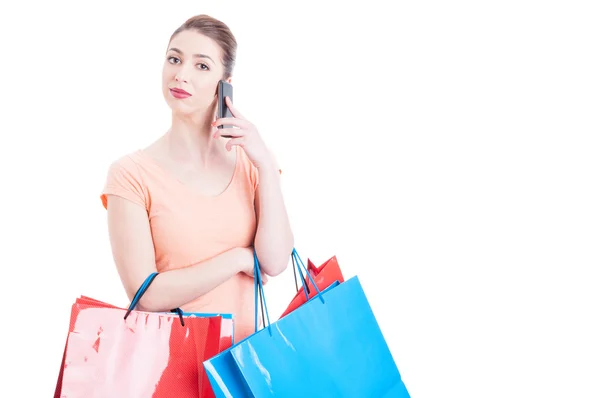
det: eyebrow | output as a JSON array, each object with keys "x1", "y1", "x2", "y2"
[{"x1": 168, "y1": 47, "x2": 216, "y2": 64}]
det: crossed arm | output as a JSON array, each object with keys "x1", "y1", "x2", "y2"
[{"x1": 105, "y1": 158, "x2": 293, "y2": 312}]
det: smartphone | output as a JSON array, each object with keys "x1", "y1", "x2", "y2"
[{"x1": 217, "y1": 80, "x2": 234, "y2": 134}]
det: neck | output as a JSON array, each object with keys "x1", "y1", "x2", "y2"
[{"x1": 165, "y1": 106, "x2": 221, "y2": 165}]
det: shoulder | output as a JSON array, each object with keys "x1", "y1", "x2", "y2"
[
  {"x1": 104, "y1": 150, "x2": 155, "y2": 189},
  {"x1": 106, "y1": 151, "x2": 144, "y2": 175},
  {"x1": 101, "y1": 151, "x2": 149, "y2": 210}
]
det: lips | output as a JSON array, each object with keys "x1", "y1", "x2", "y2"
[{"x1": 169, "y1": 87, "x2": 191, "y2": 99}]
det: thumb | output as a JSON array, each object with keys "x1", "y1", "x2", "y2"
[{"x1": 261, "y1": 272, "x2": 269, "y2": 285}]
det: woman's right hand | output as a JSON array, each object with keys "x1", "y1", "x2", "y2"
[{"x1": 234, "y1": 246, "x2": 269, "y2": 285}]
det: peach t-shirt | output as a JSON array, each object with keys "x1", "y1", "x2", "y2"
[{"x1": 100, "y1": 146, "x2": 259, "y2": 341}]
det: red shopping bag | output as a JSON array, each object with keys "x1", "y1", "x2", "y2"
[
  {"x1": 54, "y1": 290, "x2": 233, "y2": 397},
  {"x1": 279, "y1": 254, "x2": 344, "y2": 319}
]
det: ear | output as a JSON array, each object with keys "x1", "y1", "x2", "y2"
[{"x1": 226, "y1": 76, "x2": 233, "y2": 84}]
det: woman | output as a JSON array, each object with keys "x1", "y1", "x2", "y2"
[{"x1": 100, "y1": 14, "x2": 294, "y2": 342}]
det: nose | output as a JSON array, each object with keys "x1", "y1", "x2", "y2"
[
  {"x1": 175, "y1": 73, "x2": 188, "y2": 84},
  {"x1": 174, "y1": 64, "x2": 192, "y2": 84}
]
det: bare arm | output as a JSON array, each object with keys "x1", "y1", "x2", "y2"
[
  {"x1": 106, "y1": 195, "x2": 254, "y2": 312},
  {"x1": 212, "y1": 97, "x2": 294, "y2": 277},
  {"x1": 253, "y1": 159, "x2": 295, "y2": 277}
]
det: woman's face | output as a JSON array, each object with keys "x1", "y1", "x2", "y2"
[{"x1": 162, "y1": 30, "x2": 228, "y2": 118}]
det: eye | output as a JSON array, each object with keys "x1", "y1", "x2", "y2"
[
  {"x1": 196, "y1": 63, "x2": 210, "y2": 71},
  {"x1": 167, "y1": 56, "x2": 180, "y2": 64}
]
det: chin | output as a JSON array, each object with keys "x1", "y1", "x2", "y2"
[
  {"x1": 167, "y1": 103, "x2": 207, "y2": 122},
  {"x1": 163, "y1": 96, "x2": 189, "y2": 113}
]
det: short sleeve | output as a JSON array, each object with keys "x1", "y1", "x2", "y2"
[{"x1": 100, "y1": 156, "x2": 148, "y2": 210}]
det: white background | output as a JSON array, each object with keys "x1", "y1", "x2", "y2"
[{"x1": 1, "y1": 1, "x2": 599, "y2": 397}]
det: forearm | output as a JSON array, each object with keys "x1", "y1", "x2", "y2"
[
  {"x1": 254, "y1": 166, "x2": 294, "y2": 276},
  {"x1": 137, "y1": 248, "x2": 242, "y2": 312}
]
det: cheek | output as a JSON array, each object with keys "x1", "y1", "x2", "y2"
[
  {"x1": 196, "y1": 78, "x2": 218, "y2": 98},
  {"x1": 161, "y1": 75, "x2": 171, "y2": 97},
  {"x1": 194, "y1": 80, "x2": 218, "y2": 101},
  {"x1": 162, "y1": 67, "x2": 174, "y2": 85}
]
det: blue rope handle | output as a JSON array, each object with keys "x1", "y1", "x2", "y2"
[
  {"x1": 291, "y1": 248, "x2": 325, "y2": 304},
  {"x1": 292, "y1": 253, "x2": 311, "y2": 301},
  {"x1": 124, "y1": 272, "x2": 185, "y2": 326},
  {"x1": 253, "y1": 251, "x2": 272, "y2": 335},
  {"x1": 254, "y1": 255, "x2": 260, "y2": 332},
  {"x1": 253, "y1": 249, "x2": 326, "y2": 336}
]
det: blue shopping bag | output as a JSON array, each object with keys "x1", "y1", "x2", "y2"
[{"x1": 203, "y1": 249, "x2": 410, "y2": 397}]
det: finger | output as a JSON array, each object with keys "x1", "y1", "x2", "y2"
[
  {"x1": 212, "y1": 117, "x2": 251, "y2": 129},
  {"x1": 261, "y1": 272, "x2": 269, "y2": 285},
  {"x1": 225, "y1": 96, "x2": 246, "y2": 119},
  {"x1": 214, "y1": 128, "x2": 244, "y2": 139},
  {"x1": 225, "y1": 137, "x2": 245, "y2": 151}
]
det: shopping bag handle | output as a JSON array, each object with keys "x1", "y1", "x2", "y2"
[
  {"x1": 292, "y1": 252, "x2": 310, "y2": 301},
  {"x1": 291, "y1": 248, "x2": 325, "y2": 304},
  {"x1": 292, "y1": 255, "x2": 311, "y2": 296},
  {"x1": 254, "y1": 249, "x2": 325, "y2": 335},
  {"x1": 292, "y1": 251, "x2": 313, "y2": 301},
  {"x1": 253, "y1": 252, "x2": 267, "y2": 332},
  {"x1": 254, "y1": 251, "x2": 271, "y2": 335},
  {"x1": 123, "y1": 272, "x2": 185, "y2": 326},
  {"x1": 292, "y1": 256, "x2": 320, "y2": 294}
]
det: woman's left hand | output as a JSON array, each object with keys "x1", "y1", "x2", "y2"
[{"x1": 212, "y1": 97, "x2": 273, "y2": 170}]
